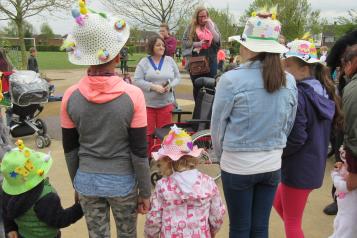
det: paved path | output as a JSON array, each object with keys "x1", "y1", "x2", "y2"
[{"x1": 26, "y1": 69, "x2": 336, "y2": 238}]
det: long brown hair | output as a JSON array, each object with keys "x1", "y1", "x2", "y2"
[
  {"x1": 189, "y1": 6, "x2": 209, "y2": 42},
  {"x1": 250, "y1": 53, "x2": 286, "y2": 93},
  {"x1": 293, "y1": 58, "x2": 344, "y2": 129}
]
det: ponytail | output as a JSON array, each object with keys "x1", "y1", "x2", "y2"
[
  {"x1": 313, "y1": 63, "x2": 344, "y2": 130},
  {"x1": 250, "y1": 53, "x2": 286, "y2": 93}
]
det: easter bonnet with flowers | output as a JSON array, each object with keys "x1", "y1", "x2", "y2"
[
  {"x1": 152, "y1": 125, "x2": 204, "y2": 161},
  {"x1": 228, "y1": 6, "x2": 288, "y2": 54},
  {"x1": 61, "y1": 0, "x2": 129, "y2": 66},
  {"x1": 284, "y1": 33, "x2": 320, "y2": 64}
]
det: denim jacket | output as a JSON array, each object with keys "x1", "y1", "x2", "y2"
[{"x1": 211, "y1": 61, "x2": 298, "y2": 159}]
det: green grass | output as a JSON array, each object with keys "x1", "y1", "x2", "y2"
[{"x1": 36, "y1": 52, "x2": 147, "y2": 70}]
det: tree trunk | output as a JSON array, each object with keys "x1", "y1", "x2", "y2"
[{"x1": 16, "y1": 20, "x2": 27, "y2": 69}]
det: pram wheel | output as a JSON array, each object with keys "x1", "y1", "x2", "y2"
[
  {"x1": 35, "y1": 119, "x2": 47, "y2": 136},
  {"x1": 35, "y1": 135, "x2": 46, "y2": 149},
  {"x1": 43, "y1": 134, "x2": 51, "y2": 147}
]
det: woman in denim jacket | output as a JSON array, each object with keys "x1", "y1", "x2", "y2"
[{"x1": 211, "y1": 10, "x2": 297, "y2": 238}]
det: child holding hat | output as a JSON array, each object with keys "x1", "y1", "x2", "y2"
[
  {"x1": 144, "y1": 125, "x2": 225, "y2": 238},
  {"x1": 0, "y1": 140, "x2": 83, "y2": 238},
  {"x1": 61, "y1": 1, "x2": 151, "y2": 237}
]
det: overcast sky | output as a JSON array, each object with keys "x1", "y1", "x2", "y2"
[{"x1": 1, "y1": 0, "x2": 356, "y2": 35}]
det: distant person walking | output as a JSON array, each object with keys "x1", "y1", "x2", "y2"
[
  {"x1": 120, "y1": 46, "x2": 129, "y2": 74},
  {"x1": 27, "y1": 47, "x2": 39, "y2": 73},
  {"x1": 217, "y1": 48, "x2": 226, "y2": 72},
  {"x1": 159, "y1": 23, "x2": 177, "y2": 58}
]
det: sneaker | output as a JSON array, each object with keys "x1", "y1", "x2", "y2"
[{"x1": 323, "y1": 201, "x2": 338, "y2": 215}]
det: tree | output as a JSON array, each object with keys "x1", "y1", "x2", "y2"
[
  {"x1": 240, "y1": 0, "x2": 324, "y2": 41},
  {"x1": 40, "y1": 23, "x2": 54, "y2": 38},
  {"x1": 208, "y1": 7, "x2": 239, "y2": 42},
  {"x1": 0, "y1": 0, "x2": 73, "y2": 69},
  {"x1": 4, "y1": 20, "x2": 35, "y2": 38},
  {"x1": 335, "y1": 9, "x2": 357, "y2": 38},
  {"x1": 100, "y1": 0, "x2": 200, "y2": 30}
]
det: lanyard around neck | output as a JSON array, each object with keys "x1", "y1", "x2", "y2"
[{"x1": 148, "y1": 56, "x2": 165, "y2": 74}]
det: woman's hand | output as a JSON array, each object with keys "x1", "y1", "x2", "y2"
[
  {"x1": 151, "y1": 84, "x2": 166, "y2": 94},
  {"x1": 8, "y1": 231, "x2": 18, "y2": 238}
]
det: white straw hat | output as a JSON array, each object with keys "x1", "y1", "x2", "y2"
[
  {"x1": 229, "y1": 8, "x2": 287, "y2": 54},
  {"x1": 62, "y1": 1, "x2": 130, "y2": 66},
  {"x1": 285, "y1": 40, "x2": 321, "y2": 64}
]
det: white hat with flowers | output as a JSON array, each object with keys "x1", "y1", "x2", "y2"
[
  {"x1": 61, "y1": 0, "x2": 130, "y2": 66},
  {"x1": 228, "y1": 6, "x2": 288, "y2": 54},
  {"x1": 284, "y1": 34, "x2": 320, "y2": 64}
]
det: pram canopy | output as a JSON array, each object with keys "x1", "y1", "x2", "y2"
[{"x1": 9, "y1": 71, "x2": 49, "y2": 106}]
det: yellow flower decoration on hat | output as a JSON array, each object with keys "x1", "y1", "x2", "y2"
[
  {"x1": 79, "y1": 0, "x2": 88, "y2": 15},
  {"x1": 16, "y1": 139, "x2": 24, "y2": 151}
]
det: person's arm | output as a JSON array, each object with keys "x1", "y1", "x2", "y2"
[
  {"x1": 211, "y1": 74, "x2": 235, "y2": 159},
  {"x1": 60, "y1": 86, "x2": 80, "y2": 183},
  {"x1": 1, "y1": 193, "x2": 18, "y2": 234},
  {"x1": 144, "y1": 183, "x2": 163, "y2": 238},
  {"x1": 168, "y1": 57, "x2": 181, "y2": 88},
  {"x1": 208, "y1": 181, "x2": 225, "y2": 235},
  {"x1": 346, "y1": 172, "x2": 357, "y2": 191},
  {"x1": 34, "y1": 192, "x2": 83, "y2": 228},
  {"x1": 133, "y1": 59, "x2": 154, "y2": 92},
  {"x1": 283, "y1": 89, "x2": 308, "y2": 157},
  {"x1": 165, "y1": 37, "x2": 177, "y2": 57},
  {"x1": 128, "y1": 88, "x2": 151, "y2": 199},
  {"x1": 206, "y1": 20, "x2": 220, "y2": 43}
]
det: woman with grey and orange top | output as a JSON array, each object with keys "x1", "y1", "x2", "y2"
[
  {"x1": 134, "y1": 35, "x2": 181, "y2": 154},
  {"x1": 60, "y1": 2, "x2": 151, "y2": 238}
]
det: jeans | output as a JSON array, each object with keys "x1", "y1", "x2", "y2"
[{"x1": 221, "y1": 169, "x2": 281, "y2": 238}]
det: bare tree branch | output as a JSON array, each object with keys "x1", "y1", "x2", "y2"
[
  {"x1": 100, "y1": 0, "x2": 199, "y2": 30},
  {"x1": 0, "y1": 0, "x2": 74, "y2": 69}
]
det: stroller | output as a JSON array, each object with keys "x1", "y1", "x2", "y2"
[{"x1": 7, "y1": 71, "x2": 51, "y2": 148}]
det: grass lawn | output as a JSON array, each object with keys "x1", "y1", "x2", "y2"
[{"x1": 37, "y1": 51, "x2": 147, "y2": 70}]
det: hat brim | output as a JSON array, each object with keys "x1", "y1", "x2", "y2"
[
  {"x1": 67, "y1": 17, "x2": 130, "y2": 66},
  {"x1": 2, "y1": 157, "x2": 53, "y2": 195},
  {"x1": 284, "y1": 54, "x2": 321, "y2": 64},
  {"x1": 229, "y1": 35, "x2": 288, "y2": 54},
  {"x1": 152, "y1": 146, "x2": 204, "y2": 161}
]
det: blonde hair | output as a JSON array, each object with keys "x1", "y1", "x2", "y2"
[
  {"x1": 158, "y1": 156, "x2": 199, "y2": 176},
  {"x1": 189, "y1": 6, "x2": 209, "y2": 42},
  {"x1": 320, "y1": 46, "x2": 328, "y2": 52}
]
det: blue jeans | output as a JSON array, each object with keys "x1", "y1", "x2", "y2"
[{"x1": 222, "y1": 169, "x2": 281, "y2": 238}]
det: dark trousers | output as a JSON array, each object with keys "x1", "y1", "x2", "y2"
[
  {"x1": 222, "y1": 169, "x2": 281, "y2": 238},
  {"x1": 120, "y1": 60, "x2": 128, "y2": 74},
  {"x1": 218, "y1": 60, "x2": 224, "y2": 72}
]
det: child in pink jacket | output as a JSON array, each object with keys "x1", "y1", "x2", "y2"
[{"x1": 145, "y1": 125, "x2": 225, "y2": 238}]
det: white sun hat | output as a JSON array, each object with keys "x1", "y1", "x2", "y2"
[
  {"x1": 62, "y1": 0, "x2": 130, "y2": 66},
  {"x1": 284, "y1": 39, "x2": 321, "y2": 64},
  {"x1": 229, "y1": 8, "x2": 288, "y2": 54}
]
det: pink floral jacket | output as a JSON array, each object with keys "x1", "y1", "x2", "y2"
[{"x1": 144, "y1": 169, "x2": 225, "y2": 238}]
